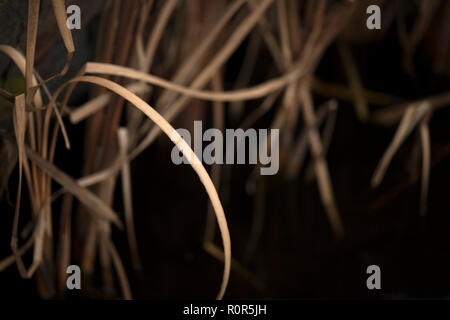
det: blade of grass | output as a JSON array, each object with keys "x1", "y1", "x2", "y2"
[
  {"x1": 25, "y1": 0, "x2": 40, "y2": 99},
  {"x1": 156, "y1": 0, "x2": 247, "y2": 109},
  {"x1": 26, "y1": 207, "x2": 46, "y2": 277},
  {"x1": 419, "y1": 113, "x2": 431, "y2": 215},
  {"x1": 371, "y1": 92, "x2": 450, "y2": 125},
  {"x1": 131, "y1": 0, "x2": 276, "y2": 159},
  {"x1": 84, "y1": 62, "x2": 306, "y2": 102},
  {"x1": 204, "y1": 242, "x2": 265, "y2": 292},
  {"x1": 49, "y1": 0, "x2": 74, "y2": 78},
  {"x1": 11, "y1": 94, "x2": 28, "y2": 277},
  {"x1": 118, "y1": 128, "x2": 142, "y2": 271},
  {"x1": 305, "y1": 100, "x2": 338, "y2": 182},
  {"x1": 69, "y1": 82, "x2": 150, "y2": 124},
  {"x1": 56, "y1": 192, "x2": 73, "y2": 291},
  {"x1": 285, "y1": 100, "x2": 332, "y2": 179},
  {"x1": 300, "y1": 84, "x2": 344, "y2": 238},
  {"x1": 25, "y1": 146, "x2": 123, "y2": 227},
  {"x1": 144, "y1": 0, "x2": 179, "y2": 72},
  {"x1": 105, "y1": 237, "x2": 132, "y2": 300},
  {"x1": 204, "y1": 73, "x2": 224, "y2": 245},
  {"x1": 371, "y1": 101, "x2": 430, "y2": 187},
  {"x1": 49, "y1": 75, "x2": 231, "y2": 299},
  {"x1": 338, "y1": 42, "x2": 369, "y2": 122},
  {"x1": 312, "y1": 77, "x2": 401, "y2": 106}
]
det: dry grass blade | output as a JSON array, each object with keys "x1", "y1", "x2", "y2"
[
  {"x1": 25, "y1": 146, "x2": 122, "y2": 227},
  {"x1": 204, "y1": 74, "x2": 224, "y2": 244},
  {"x1": 25, "y1": 0, "x2": 40, "y2": 98},
  {"x1": 371, "y1": 92, "x2": 450, "y2": 126},
  {"x1": 312, "y1": 77, "x2": 401, "y2": 106},
  {"x1": 0, "y1": 138, "x2": 17, "y2": 200},
  {"x1": 338, "y1": 42, "x2": 369, "y2": 122},
  {"x1": 244, "y1": 174, "x2": 266, "y2": 263},
  {"x1": 177, "y1": 0, "x2": 275, "y2": 94},
  {"x1": 240, "y1": 91, "x2": 281, "y2": 130},
  {"x1": 105, "y1": 237, "x2": 132, "y2": 300},
  {"x1": 277, "y1": 0, "x2": 299, "y2": 149},
  {"x1": 300, "y1": 84, "x2": 344, "y2": 238},
  {"x1": 50, "y1": 75, "x2": 231, "y2": 299},
  {"x1": 26, "y1": 208, "x2": 46, "y2": 277},
  {"x1": 398, "y1": 0, "x2": 440, "y2": 74},
  {"x1": 11, "y1": 94, "x2": 28, "y2": 277},
  {"x1": 248, "y1": 0, "x2": 284, "y2": 71},
  {"x1": 56, "y1": 193, "x2": 72, "y2": 291},
  {"x1": 320, "y1": 100, "x2": 338, "y2": 155},
  {"x1": 76, "y1": 159, "x2": 121, "y2": 188},
  {"x1": 277, "y1": 0, "x2": 292, "y2": 68},
  {"x1": 118, "y1": 128, "x2": 142, "y2": 271},
  {"x1": 419, "y1": 115, "x2": 431, "y2": 215},
  {"x1": 204, "y1": 242, "x2": 265, "y2": 291},
  {"x1": 131, "y1": 0, "x2": 276, "y2": 159},
  {"x1": 24, "y1": 0, "x2": 42, "y2": 156},
  {"x1": 99, "y1": 229, "x2": 115, "y2": 295},
  {"x1": 229, "y1": 33, "x2": 261, "y2": 120},
  {"x1": 84, "y1": 62, "x2": 303, "y2": 102},
  {"x1": 285, "y1": 101, "x2": 331, "y2": 179},
  {"x1": 0, "y1": 88, "x2": 15, "y2": 103},
  {"x1": 144, "y1": 0, "x2": 178, "y2": 72},
  {"x1": 305, "y1": 100, "x2": 338, "y2": 182},
  {"x1": 156, "y1": 0, "x2": 247, "y2": 108},
  {"x1": 70, "y1": 92, "x2": 110, "y2": 124},
  {"x1": 371, "y1": 101, "x2": 430, "y2": 187},
  {"x1": 50, "y1": 0, "x2": 75, "y2": 77},
  {"x1": 21, "y1": 141, "x2": 38, "y2": 214},
  {"x1": 70, "y1": 82, "x2": 150, "y2": 124},
  {"x1": 0, "y1": 235, "x2": 34, "y2": 271}
]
